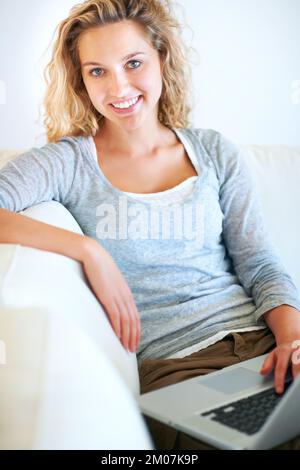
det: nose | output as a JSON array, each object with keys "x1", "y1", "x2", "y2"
[{"x1": 109, "y1": 70, "x2": 130, "y2": 99}]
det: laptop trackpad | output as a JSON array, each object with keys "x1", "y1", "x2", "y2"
[{"x1": 200, "y1": 367, "x2": 268, "y2": 395}]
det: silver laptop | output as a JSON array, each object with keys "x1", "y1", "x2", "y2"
[{"x1": 138, "y1": 354, "x2": 300, "y2": 450}]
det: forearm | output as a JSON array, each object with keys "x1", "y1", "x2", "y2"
[
  {"x1": 0, "y1": 208, "x2": 92, "y2": 263},
  {"x1": 263, "y1": 304, "x2": 300, "y2": 343}
]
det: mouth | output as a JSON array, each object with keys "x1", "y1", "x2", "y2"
[{"x1": 109, "y1": 95, "x2": 143, "y2": 115}]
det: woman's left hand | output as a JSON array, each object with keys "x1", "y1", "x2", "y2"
[{"x1": 260, "y1": 340, "x2": 300, "y2": 394}]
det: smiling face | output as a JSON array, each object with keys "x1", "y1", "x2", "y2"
[{"x1": 78, "y1": 20, "x2": 164, "y2": 132}]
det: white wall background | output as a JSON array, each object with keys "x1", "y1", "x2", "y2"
[{"x1": 0, "y1": 0, "x2": 299, "y2": 149}]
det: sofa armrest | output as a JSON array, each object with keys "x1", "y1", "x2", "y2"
[
  {"x1": 0, "y1": 306, "x2": 153, "y2": 449},
  {"x1": 0, "y1": 201, "x2": 140, "y2": 397},
  {"x1": 0, "y1": 200, "x2": 154, "y2": 449}
]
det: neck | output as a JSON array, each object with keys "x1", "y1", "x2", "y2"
[{"x1": 97, "y1": 119, "x2": 173, "y2": 159}]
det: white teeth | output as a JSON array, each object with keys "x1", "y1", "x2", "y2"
[{"x1": 112, "y1": 96, "x2": 139, "y2": 109}]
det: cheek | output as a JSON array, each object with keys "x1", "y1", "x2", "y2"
[
  {"x1": 137, "y1": 69, "x2": 162, "y2": 97},
  {"x1": 83, "y1": 78, "x2": 93, "y2": 99},
  {"x1": 84, "y1": 80, "x2": 105, "y2": 106},
  {"x1": 132, "y1": 61, "x2": 162, "y2": 92}
]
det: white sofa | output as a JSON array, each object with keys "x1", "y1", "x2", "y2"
[{"x1": 0, "y1": 141, "x2": 300, "y2": 450}]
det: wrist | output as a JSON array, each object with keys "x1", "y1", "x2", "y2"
[
  {"x1": 264, "y1": 304, "x2": 300, "y2": 344},
  {"x1": 80, "y1": 236, "x2": 103, "y2": 263}
]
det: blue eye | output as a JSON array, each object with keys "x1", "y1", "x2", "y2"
[
  {"x1": 89, "y1": 60, "x2": 142, "y2": 78},
  {"x1": 90, "y1": 67, "x2": 103, "y2": 77},
  {"x1": 127, "y1": 60, "x2": 142, "y2": 69}
]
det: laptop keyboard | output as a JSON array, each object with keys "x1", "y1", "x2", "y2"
[{"x1": 201, "y1": 381, "x2": 292, "y2": 435}]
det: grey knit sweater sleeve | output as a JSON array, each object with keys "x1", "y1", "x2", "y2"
[
  {"x1": 205, "y1": 129, "x2": 300, "y2": 323},
  {"x1": 0, "y1": 137, "x2": 78, "y2": 212}
]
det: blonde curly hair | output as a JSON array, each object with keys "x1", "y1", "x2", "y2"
[{"x1": 43, "y1": 0, "x2": 197, "y2": 143}]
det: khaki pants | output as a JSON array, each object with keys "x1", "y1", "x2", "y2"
[{"x1": 138, "y1": 329, "x2": 300, "y2": 450}]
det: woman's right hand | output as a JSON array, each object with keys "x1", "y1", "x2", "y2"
[{"x1": 81, "y1": 237, "x2": 141, "y2": 353}]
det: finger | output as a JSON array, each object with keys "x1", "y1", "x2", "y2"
[
  {"x1": 274, "y1": 353, "x2": 290, "y2": 394},
  {"x1": 115, "y1": 297, "x2": 131, "y2": 351},
  {"x1": 126, "y1": 298, "x2": 139, "y2": 353},
  {"x1": 121, "y1": 297, "x2": 135, "y2": 352},
  {"x1": 291, "y1": 346, "x2": 300, "y2": 375},
  {"x1": 128, "y1": 296, "x2": 141, "y2": 350},
  {"x1": 291, "y1": 349, "x2": 300, "y2": 381},
  {"x1": 122, "y1": 289, "x2": 140, "y2": 351},
  {"x1": 107, "y1": 300, "x2": 121, "y2": 339},
  {"x1": 260, "y1": 351, "x2": 275, "y2": 375}
]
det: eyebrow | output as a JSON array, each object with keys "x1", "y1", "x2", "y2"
[{"x1": 82, "y1": 51, "x2": 146, "y2": 67}]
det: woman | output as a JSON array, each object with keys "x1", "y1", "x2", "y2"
[{"x1": 1, "y1": 0, "x2": 300, "y2": 450}]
